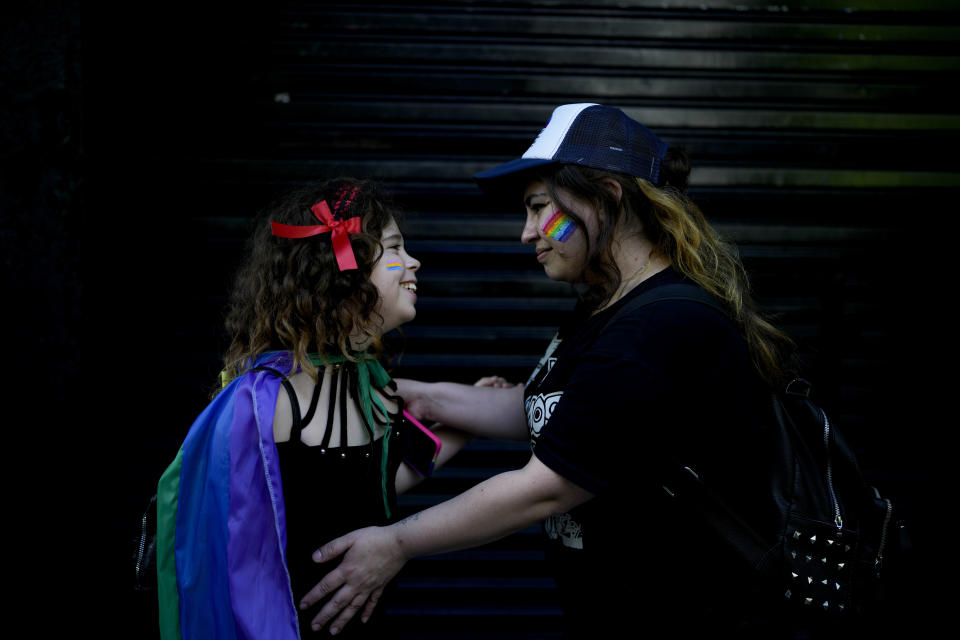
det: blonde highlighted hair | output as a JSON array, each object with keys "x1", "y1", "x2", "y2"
[
  {"x1": 636, "y1": 178, "x2": 796, "y2": 385},
  {"x1": 541, "y1": 156, "x2": 795, "y2": 385}
]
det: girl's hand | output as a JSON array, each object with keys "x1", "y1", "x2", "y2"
[{"x1": 474, "y1": 375, "x2": 513, "y2": 388}]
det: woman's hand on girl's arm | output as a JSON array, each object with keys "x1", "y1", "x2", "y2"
[
  {"x1": 394, "y1": 426, "x2": 472, "y2": 494},
  {"x1": 396, "y1": 375, "x2": 519, "y2": 493},
  {"x1": 302, "y1": 455, "x2": 594, "y2": 634},
  {"x1": 418, "y1": 375, "x2": 516, "y2": 464},
  {"x1": 395, "y1": 378, "x2": 528, "y2": 441}
]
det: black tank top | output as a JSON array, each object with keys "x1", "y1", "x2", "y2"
[{"x1": 265, "y1": 363, "x2": 403, "y2": 638}]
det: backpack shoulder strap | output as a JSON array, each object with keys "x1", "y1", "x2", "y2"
[
  {"x1": 609, "y1": 283, "x2": 777, "y2": 570},
  {"x1": 604, "y1": 282, "x2": 728, "y2": 332},
  {"x1": 662, "y1": 455, "x2": 776, "y2": 573}
]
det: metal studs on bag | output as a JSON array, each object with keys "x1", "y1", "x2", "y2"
[{"x1": 782, "y1": 523, "x2": 856, "y2": 615}]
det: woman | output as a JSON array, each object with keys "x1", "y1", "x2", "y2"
[
  {"x1": 300, "y1": 106, "x2": 797, "y2": 636},
  {"x1": 155, "y1": 178, "x2": 467, "y2": 640}
]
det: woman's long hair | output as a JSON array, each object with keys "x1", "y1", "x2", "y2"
[
  {"x1": 221, "y1": 178, "x2": 400, "y2": 388},
  {"x1": 539, "y1": 150, "x2": 796, "y2": 385}
]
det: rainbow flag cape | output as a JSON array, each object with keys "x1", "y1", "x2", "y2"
[{"x1": 156, "y1": 352, "x2": 299, "y2": 640}]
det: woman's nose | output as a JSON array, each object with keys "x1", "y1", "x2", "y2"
[{"x1": 520, "y1": 212, "x2": 540, "y2": 245}]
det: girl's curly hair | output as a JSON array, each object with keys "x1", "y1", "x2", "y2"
[{"x1": 221, "y1": 178, "x2": 401, "y2": 385}]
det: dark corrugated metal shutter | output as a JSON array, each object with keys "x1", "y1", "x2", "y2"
[{"x1": 114, "y1": 1, "x2": 951, "y2": 635}]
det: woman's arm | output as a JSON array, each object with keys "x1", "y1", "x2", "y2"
[
  {"x1": 394, "y1": 426, "x2": 472, "y2": 494},
  {"x1": 395, "y1": 375, "x2": 519, "y2": 493},
  {"x1": 396, "y1": 378, "x2": 528, "y2": 441},
  {"x1": 301, "y1": 454, "x2": 593, "y2": 634}
]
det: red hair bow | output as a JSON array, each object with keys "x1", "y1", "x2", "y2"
[{"x1": 270, "y1": 200, "x2": 362, "y2": 271}]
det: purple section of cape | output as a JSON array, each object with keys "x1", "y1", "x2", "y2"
[{"x1": 227, "y1": 353, "x2": 300, "y2": 640}]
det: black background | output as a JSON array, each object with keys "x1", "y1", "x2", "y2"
[{"x1": 3, "y1": 1, "x2": 948, "y2": 635}]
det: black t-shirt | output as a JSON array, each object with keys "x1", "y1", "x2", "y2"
[{"x1": 524, "y1": 268, "x2": 777, "y2": 636}]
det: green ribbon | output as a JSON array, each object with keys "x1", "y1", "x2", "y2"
[{"x1": 220, "y1": 352, "x2": 396, "y2": 519}]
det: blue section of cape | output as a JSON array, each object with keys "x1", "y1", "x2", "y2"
[{"x1": 166, "y1": 352, "x2": 300, "y2": 640}]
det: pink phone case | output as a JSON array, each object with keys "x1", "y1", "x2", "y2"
[{"x1": 403, "y1": 409, "x2": 442, "y2": 473}]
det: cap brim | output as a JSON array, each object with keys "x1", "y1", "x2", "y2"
[{"x1": 473, "y1": 157, "x2": 556, "y2": 196}]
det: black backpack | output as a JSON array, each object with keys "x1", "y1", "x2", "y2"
[{"x1": 609, "y1": 283, "x2": 908, "y2": 624}]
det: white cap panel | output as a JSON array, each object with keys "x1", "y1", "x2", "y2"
[{"x1": 521, "y1": 103, "x2": 598, "y2": 161}]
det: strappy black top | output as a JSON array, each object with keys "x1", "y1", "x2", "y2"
[{"x1": 265, "y1": 362, "x2": 404, "y2": 638}]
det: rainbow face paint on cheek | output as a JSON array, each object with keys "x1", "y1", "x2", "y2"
[
  {"x1": 542, "y1": 209, "x2": 576, "y2": 242},
  {"x1": 385, "y1": 262, "x2": 403, "y2": 271}
]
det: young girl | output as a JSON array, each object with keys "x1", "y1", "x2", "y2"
[{"x1": 156, "y1": 178, "x2": 455, "y2": 640}]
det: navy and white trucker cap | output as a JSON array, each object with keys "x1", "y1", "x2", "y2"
[{"x1": 474, "y1": 103, "x2": 669, "y2": 194}]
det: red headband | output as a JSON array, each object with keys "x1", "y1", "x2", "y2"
[{"x1": 270, "y1": 198, "x2": 362, "y2": 270}]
